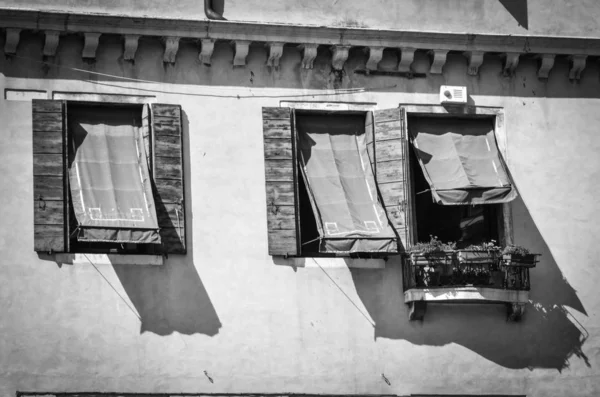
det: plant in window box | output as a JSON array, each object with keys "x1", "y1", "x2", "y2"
[
  {"x1": 501, "y1": 245, "x2": 540, "y2": 268},
  {"x1": 457, "y1": 240, "x2": 501, "y2": 266},
  {"x1": 407, "y1": 236, "x2": 456, "y2": 287}
]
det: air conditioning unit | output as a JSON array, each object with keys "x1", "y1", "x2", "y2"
[{"x1": 440, "y1": 85, "x2": 467, "y2": 104}]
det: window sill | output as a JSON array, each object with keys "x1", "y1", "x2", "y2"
[
  {"x1": 404, "y1": 287, "x2": 529, "y2": 322},
  {"x1": 404, "y1": 286, "x2": 529, "y2": 303},
  {"x1": 54, "y1": 253, "x2": 163, "y2": 266}
]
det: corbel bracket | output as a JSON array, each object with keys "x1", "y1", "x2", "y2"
[
  {"x1": 569, "y1": 55, "x2": 587, "y2": 80},
  {"x1": 162, "y1": 36, "x2": 180, "y2": 64},
  {"x1": 398, "y1": 47, "x2": 416, "y2": 73},
  {"x1": 464, "y1": 51, "x2": 484, "y2": 76},
  {"x1": 331, "y1": 45, "x2": 350, "y2": 71},
  {"x1": 364, "y1": 46, "x2": 384, "y2": 71},
  {"x1": 502, "y1": 52, "x2": 520, "y2": 77},
  {"x1": 537, "y1": 54, "x2": 555, "y2": 80},
  {"x1": 507, "y1": 302, "x2": 526, "y2": 322},
  {"x1": 82, "y1": 33, "x2": 101, "y2": 60},
  {"x1": 4, "y1": 28, "x2": 21, "y2": 55},
  {"x1": 299, "y1": 44, "x2": 319, "y2": 69},
  {"x1": 408, "y1": 301, "x2": 427, "y2": 321},
  {"x1": 43, "y1": 31, "x2": 60, "y2": 57},
  {"x1": 232, "y1": 40, "x2": 251, "y2": 66},
  {"x1": 428, "y1": 49, "x2": 448, "y2": 75},
  {"x1": 266, "y1": 42, "x2": 284, "y2": 68},
  {"x1": 123, "y1": 34, "x2": 140, "y2": 62},
  {"x1": 199, "y1": 38, "x2": 215, "y2": 65}
]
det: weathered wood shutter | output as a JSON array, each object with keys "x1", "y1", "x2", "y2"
[
  {"x1": 151, "y1": 103, "x2": 186, "y2": 254},
  {"x1": 32, "y1": 99, "x2": 67, "y2": 252},
  {"x1": 373, "y1": 107, "x2": 410, "y2": 251},
  {"x1": 262, "y1": 107, "x2": 298, "y2": 256}
]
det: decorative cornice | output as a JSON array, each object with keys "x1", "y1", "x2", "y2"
[
  {"x1": 2, "y1": 9, "x2": 600, "y2": 80},
  {"x1": 43, "y1": 30, "x2": 60, "y2": 57}
]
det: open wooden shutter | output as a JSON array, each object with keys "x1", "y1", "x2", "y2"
[
  {"x1": 262, "y1": 107, "x2": 298, "y2": 256},
  {"x1": 32, "y1": 99, "x2": 67, "y2": 252},
  {"x1": 151, "y1": 103, "x2": 186, "y2": 254},
  {"x1": 373, "y1": 107, "x2": 410, "y2": 251}
]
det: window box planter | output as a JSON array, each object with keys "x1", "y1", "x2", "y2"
[
  {"x1": 502, "y1": 253, "x2": 540, "y2": 267},
  {"x1": 407, "y1": 251, "x2": 454, "y2": 287},
  {"x1": 402, "y1": 247, "x2": 539, "y2": 322}
]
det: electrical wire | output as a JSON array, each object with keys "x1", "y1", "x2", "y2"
[{"x1": 8, "y1": 53, "x2": 398, "y2": 99}]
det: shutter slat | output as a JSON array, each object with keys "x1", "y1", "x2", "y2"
[
  {"x1": 34, "y1": 176, "x2": 63, "y2": 201},
  {"x1": 154, "y1": 178, "x2": 182, "y2": 204},
  {"x1": 34, "y1": 200, "x2": 64, "y2": 225},
  {"x1": 263, "y1": 107, "x2": 298, "y2": 256},
  {"x1": 374, "y1": 107, "x2": 409, "y2": 251},
  {"x1": 32, "y1": 99, "x2": 66, "y2": 252},
  {"x1": 376, "y1": 160, "x2": 405, "y2": 183},
  {"x1": 33, "y1": 131, "x2": 63, "y2": 153},
  {"x1": 266, "y1": 181, "x2": 295, "y2": 206},
  {"x1": 33, "y1": 154, "x2": 63, "y2": 176},
  {"x1": 267, "y1": 206, "x2": 296, "y2": 229},
  {"x1": 264, "y1": 139, "x2": 293, "y2": 159},
  {"x1": 264, "y1": 159, "x2": 294, "y2": 181},
  {"x1": 157, "y1": 203, "x2": 186, "y2": 230},
  {"x1": 34, "y1": 225, "x2": 65, "y2": 252},
  {"x1": 151, "y1": 103, "x2": 186, "y2": 254},
  {"x1": 154, "y1": 157, "x2": 182, "y2": 179},
  {"x1": 154, "y1": 135, "x2": 181, "y2": 157},
  {"x1": 152, "y1": 116, "x2": 182, "y2": 135},
  {"x1": 33, "y1": 112, "x2": 63, "y2": 132}
]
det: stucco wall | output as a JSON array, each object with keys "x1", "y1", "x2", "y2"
[
  {"x1": 1, "y1": 0, "x2": 600, "y2": 38},
  {"x1": 0, "y1": 32, "x2": 600, "y2": 397}
]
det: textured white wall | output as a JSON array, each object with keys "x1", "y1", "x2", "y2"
[{"x1": 0, "y1": 32, "x2": 599, "y2": 397}]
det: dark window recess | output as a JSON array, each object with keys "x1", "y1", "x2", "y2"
[{"x1": 410, "y1": 145, "x2": 500, "y2": 247}]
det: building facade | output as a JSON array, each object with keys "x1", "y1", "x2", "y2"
[{"x1": 1, "y1": 1, "x2": 599, "y2": 396}]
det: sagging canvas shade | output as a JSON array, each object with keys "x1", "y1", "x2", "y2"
[
  {"x1": 408, "y1": 116, "x2": 517, "y2": 205},
  {"x1": 68, "y1": 106, "x2": 161, "y2": 243},
  {"x1": 296, "y1": 114, "x2": 397, "y2": 253}
]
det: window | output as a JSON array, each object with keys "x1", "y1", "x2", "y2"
[
  {"x1": 403, "y1": 106, "x2": 515, "y2": 247},
  {"x1": 262, "y1": 106, "x2": 406, "y2": 257},
  {"x1": 407, "y1": 114, "x2": 515, "y2": 247},
  {"x1": 32, "y1": 100, "x2": 186, "y2": 255}
]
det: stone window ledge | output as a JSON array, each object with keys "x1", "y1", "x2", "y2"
[{"x1": 54, "y1": 253, "x2": 163, "y2": 266}]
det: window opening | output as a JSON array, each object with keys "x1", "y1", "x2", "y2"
[
  {"x1": 295, "y1": 112, "x2": 397, "y2": 257},
  {"x1": 408, "y1": 116, "x2": 501, "y2": 247},
  {"x1": 67, "y1": 103, "x2": 161, "y2": 254}
]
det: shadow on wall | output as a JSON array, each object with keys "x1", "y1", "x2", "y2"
[
  {"x1": 500, "y1": 0, "x2": 528, "y2": 29},
  {"x1": 112, "y1": 258, "x2": 221, "y2": 336},
  {"x1": 350, "y1": 196, "x2": 589, "y2": 371},
  {"x1": 113, "y1": 109, "x2": 221, "y2": 336}
]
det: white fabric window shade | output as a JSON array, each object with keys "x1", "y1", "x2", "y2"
[{"x1": 68, "y1": 106, "x2": 161, "y2": 244}]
